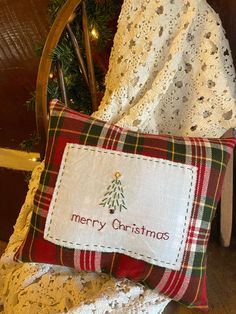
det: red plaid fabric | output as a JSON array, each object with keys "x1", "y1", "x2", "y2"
[{"x1": 15, "y1": 100, "x2": 236, "y2": 310}]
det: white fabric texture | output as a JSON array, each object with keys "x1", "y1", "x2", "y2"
[
  {"x1": 92, "y1": 0, "x2": 236, "y2": 137},
  {"x1": 0, "y1": 0, "x2": 236, "y2": 313},
  {"x1": 45, "y1": 143, "x2": 197, "y2": 270},
  {"x1": 0, "y1": 163, "x2": 170, "y2": 314}
]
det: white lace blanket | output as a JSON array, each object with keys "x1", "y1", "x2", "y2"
[
  {"x1": 0, "y1": 163, "x2": 170, "y2": 314},
  {"x1": 93, "y1": 0, "x2": 236, "y2": 137}
]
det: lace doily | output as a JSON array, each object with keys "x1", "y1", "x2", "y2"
[
  {"x1": 93, "y1": 0, "x2": 236, "y2": 137},
  {"x1": 0, "y1": 163, "x2": 170, "y2": 314}
]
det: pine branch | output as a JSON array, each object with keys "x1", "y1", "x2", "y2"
[
  {"x1": 20, "y1": 132, "x2": 39, "y2": 152},
  {"x1": 21, "y1": 0, "x2": 121, "y2": 152},
  {"x1": 48, "y1": 0, "x2": 67, "y2": 22}
]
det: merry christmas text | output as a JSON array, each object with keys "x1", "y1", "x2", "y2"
[{"x1": 71, "y1": 214, "x2": 169, "y2": 240}]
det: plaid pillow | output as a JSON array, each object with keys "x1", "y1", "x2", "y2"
[{"x1": 15, "y1": 100, "x2": 236, "y2": 311}]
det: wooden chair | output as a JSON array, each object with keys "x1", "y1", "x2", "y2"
[
  {"x1": 36, "y1": 0, "x2": 98, "y2": 159},
  {"x1": 221, "y1": 128, "x2": 235, "y2": 247},
  {"x1": 35, "y1": 0, "x2": 235, "y2": 247}
]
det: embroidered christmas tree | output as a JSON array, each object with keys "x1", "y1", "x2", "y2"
[{"x1": 100, "y1": 171, "x2": 127, "y2": 214}]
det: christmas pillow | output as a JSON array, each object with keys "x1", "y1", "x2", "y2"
[{"x1": 15, "y1": 100, "x2": 236, "y2": 311}]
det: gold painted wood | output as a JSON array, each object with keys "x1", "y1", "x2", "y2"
[
  {"x1": 82, "y1": 1, "x2": 98, "y2": 112},
  {"x1": 220, "y1": 128, "x2": 234, "y2": 247},
  {"x1": 36, "y1": 0, "x2": 83, "y2": 157},
  {"x1": 0, "y1": 148, "x2": 40, "y2": 171},
  {"x1": 56, "y1": 60, "x2": 68, "y2": 105},
  {"x1": 66, "y1": 23, "x2": 90, "y2": 87}
]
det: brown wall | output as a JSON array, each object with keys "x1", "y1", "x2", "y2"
[
  {"x1": 0, "y1": 169, "x2": 28, "y2": 240},
  {"x1": 0, "y1": 0, "x2": 49, "y2": 241},
  {"x1": 0, "y1": 0, "x2": 49, "y2": 149}
]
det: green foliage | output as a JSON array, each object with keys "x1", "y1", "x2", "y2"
[
  {"x1": 21, "y1": 0, "x2": 121, "y2": 151},
  {"x1": 81, "y1": 0, "x2": 121, "y2": 48},
  {"x1": 35, "y1": 41, "x2": 45, "y2": 58},
  {"x1": 20, "y1": 132, "x2": 39, "y2": 153},
  {"x1": 48, "y1": 0, "x2": 67, "y2": 22},
  {"x1": 46, "y1": 0, "x2": 120, "y2": 114}
]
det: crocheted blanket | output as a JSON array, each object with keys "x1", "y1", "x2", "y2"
[{"x1": 93, "y1": 0, "x2": 236, "y2": 136}]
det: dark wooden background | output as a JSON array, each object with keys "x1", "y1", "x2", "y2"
[
  {"x1": 0, "y1": 0, "x2": 235, "y2": 241},
  {"x1": 0, "y1": 0, "x2": 49, "y2": 148},
  {"x1": 0, "y1": 0, "x2": 49, "y2": 240}
]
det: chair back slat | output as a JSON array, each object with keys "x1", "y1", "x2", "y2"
[
  {"x1": 35, "y1": 0, "x2": 97, "y2": 158},
  {"x1": 66, "y1": 23, "x2": 90, "y2": 88},
  {"x1": 82, "y1": 1, "x2": 98, "y2": 112},
  {"x1": 56, "y1": 60, "x2": 68, "y2": 106}
]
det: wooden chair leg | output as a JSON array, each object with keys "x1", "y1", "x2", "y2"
[{"x1": 220, "y1": 128, "x2": 234, "y2": 247}]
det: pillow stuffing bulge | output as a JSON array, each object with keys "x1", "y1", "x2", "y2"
[{"x1": 15, "y1": 100, "x2": 236, "y2": 310}]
